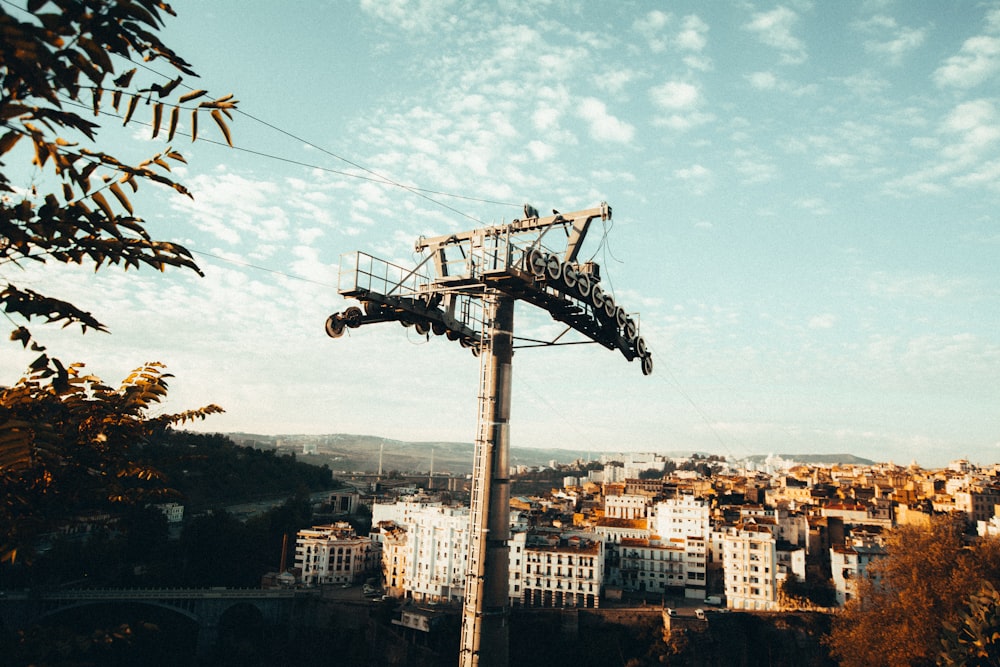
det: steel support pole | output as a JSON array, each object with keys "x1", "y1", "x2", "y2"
[{"x1": 459, "y1": 291, "x2": 513, "y2": 667}]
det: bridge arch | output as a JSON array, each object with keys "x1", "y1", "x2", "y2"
[{"x1": 33, "y1": 598, "x2": 200, "y2": 625}]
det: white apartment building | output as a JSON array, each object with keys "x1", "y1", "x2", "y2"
[
  {"x1": 652, "y1": 495, "x2": 710, "y2": 541},
  {"x1": 979, "y1": 510, "x2": 1000, "y2": 538},
  {"x1": 295, "y1": 522, "x2": 374, "y2": 586},
  {"x1": 830, "y1": 537, "x2": 886, "y2": 606},
  {"x1": 722, "y1": 524, "x2": 779, "y2": 611},
  {"x1": 519, "y1": 534, "x2": 604, "y2": 609},
  {"x1": 737, "y1": 506, "x2": 812, "y2": 553},
  {"x1": 371, "y1": 501, "x2": 471, "y2": 604},
  {"x1": 776, "y1": 544, "x2": 806, "y2": 583}
]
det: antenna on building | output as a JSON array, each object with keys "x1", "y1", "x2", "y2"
[{"x1": 326, "y1": 202, "x2": 651, "y2": 667}]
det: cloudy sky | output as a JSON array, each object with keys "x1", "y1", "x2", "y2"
[{"x1": 5, "y1": 0, "x2": 1000, "y2": 467}]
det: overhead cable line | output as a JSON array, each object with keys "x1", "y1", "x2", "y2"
[
  {"x1": 1, "y1": 0, "x2": 518, "y2": 218},
  {"x1": 109, "y1": 54, "x2": 520, "y2": 222},
  {"x1": 189, "y1": 249, "x2": 337, "y2": 289}
]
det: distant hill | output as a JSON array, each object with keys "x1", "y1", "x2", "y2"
[
  {"x1": 224, "y1": 432, "x2": 600, "y2": 475},
  {"x1": 745, "y1": 453, "x2": 875, "y2": 466},
  {"x1": 221, "y1": 433, "x2": 875, "y2": 474}
]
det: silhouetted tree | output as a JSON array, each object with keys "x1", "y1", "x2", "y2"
[{"x1": 1, "y1": 0, "x2": 236, "y2": 562}]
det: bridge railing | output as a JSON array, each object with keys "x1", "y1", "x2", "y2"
[{"x1": 0, "y1": 587, "x2": 319, "y2": 601}]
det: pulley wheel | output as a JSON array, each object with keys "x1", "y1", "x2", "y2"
[
  {"x1": 642, "y1": 354, "x2": 653, "y2": 376},
  {"x1": 325, "y1": 314, "x2": 345, "y2": 338},
  {"x1": 344, "y1": 306, "x2": 364, "y2": 328}
]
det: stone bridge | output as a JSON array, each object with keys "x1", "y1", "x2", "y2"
[{"x1": 0, "y1": 587, "x2": 320, "y2": 656}]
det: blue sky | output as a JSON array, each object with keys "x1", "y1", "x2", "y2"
[{"x1": 5, "y1": 0, "x2": 1000, "y2": 467}]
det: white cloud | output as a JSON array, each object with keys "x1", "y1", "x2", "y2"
[
  {"x1": 593, "y1": 68, "x2": 640, "y2": 94},
  {"x1": 934, "y1": 35, "x2": 1000, "y2": 88},
  {"x1": 649, "y1": 81, "x2": 714, "y2": 132},
  {"x1": 867, "y1": 271, "x2": 972, "y2": 300},
  {"x1": 854, "y1": 15, "x2": 926, "y2": 65},
  {"x1": 745, "y1": 70, "x2": 816, "y2": 95},
  {"x1": 940, "y1": 99, "x2": 1000, "y2": 161},
  {"x1": 650, "y1": 80, "x2": 701, "y2": 110},
  {"x1": 633, "y1": 9, "x2": 672, "y2": 53},
  {"x1": 744, "y1": 6, "x2": 807, "y2": 65},
  {"x1": 676, "y1": 15, "x2": 709, "y2": 52},
  {"x1": 577, "y1": 98, "x2": 635, "y2": 143},
  {"x1": 808, "y1": 314, "x2": 837, "y2": 329},
  {"x1": 674, "y1": 164, "x2": 713, "y2": 194},
  {"x1": 527, "y1": 139, "x2": 555, "y2": 161},
  {"x1": 172, "y1": 172, "x2": 290, "y2": 244},
  {"x1": 884, "y1": 99, "x2": 1000, "y2": 195},
  {"x1": 840, "y1": 70, "x2": 889, "y2": 97},
  {"x1": 747, "y1": 71, "x2": 778, "y2": 90},
  {"x1": 532, "y1": 106, "x2": 562, "y2": 132},
  {"x1": 732, "y1": 149, "x2": 779, "y2": 184},
  {"x1": 359, "y1": 0, "x2": 458, "y2": 34}
]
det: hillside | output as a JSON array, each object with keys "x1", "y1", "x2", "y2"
[
  {"x1": 220, "y1": 432, "x2": 875, "y2": 475},
  {"x1": 224, "y1": 432, "x2": 597, "y2": 475},
  {"x1": 745, "y1": 453, "x2": 875, "y2": 466}
]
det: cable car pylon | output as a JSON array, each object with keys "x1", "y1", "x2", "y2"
[{"x1": 326, "y1": 202, "x2": 651, "y2": 667}]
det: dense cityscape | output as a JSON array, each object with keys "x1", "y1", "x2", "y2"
[
  {"x1": 4, "y1": 1, "x2": 1000, "y2": 666},
  {"x1": 5, "y1": 432, "x2": 1000, "y2": 665}
]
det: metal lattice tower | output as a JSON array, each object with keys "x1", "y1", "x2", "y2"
[{"x1": 326, "y1": 203, "x2": 651, "y2": 667}]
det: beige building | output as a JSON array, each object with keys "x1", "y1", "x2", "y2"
[
  {"x1": 295, "y1": 522, "x2": 374, "y2": 586},
  {"x1": 722, "y1": 524, "x2": 778, "y2": 611}
]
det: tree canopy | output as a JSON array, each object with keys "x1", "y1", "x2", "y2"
[
  {"x1": 827, "y1": 517, "x2": 1000, "y2": 667},
  {"x1": 0, "y1": 0, "x2": 237, "y2": 563}
]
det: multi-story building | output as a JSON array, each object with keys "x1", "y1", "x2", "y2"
[
  {"x1": 605, "y1": 494, "x2": 650, "y2": 520},
  {"x1": 377, "y1": 520, "x2": 409, "y2": 597},
  {"x1": 371, "y1": 501, "x2": 471, "y2": 603},
  {"x1": 830, "y1": 538, "x2": 886, "y2": 606},
  {"x1": 295, "y1": 522, "x2": 374, "y2": 586},
  {"x1": 519, "y1": 533, "x2": 604, "y2": 608},
  {"x1": 652, "y1": 495, "x2": 710, "y2": 541},
  {"x1": 617, "y1": 537, "x2": 688, "y2": 594},
  {"x1": 595, "y1": 516, "x2": 649, "y2": 544},
  {"x1": 722, "y1": 524, "x2": 778, "y2": 611},
  {"x1": 954, "y1": 486, "x2": 1000, "y2": 525}
]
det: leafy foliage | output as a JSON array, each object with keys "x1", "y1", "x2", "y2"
[
  {"x1": 827, "y1": 517, "x2": 1000, "y2": 667},
  {"x1": 139, "y1": 430, "x2": 335, "y2": 508},
  {"x1": 0, "y1": 362, "x2": 223, "y2": 563},
  {"x1": 940, "y1": 580, "x2": 1000, "y2": 667},
  {"x1": 1, "y1": 0, "x2": 237, "y2": 353},
  {"x1": 0, "y1": 0, "x2": 238, "y2": 559}
]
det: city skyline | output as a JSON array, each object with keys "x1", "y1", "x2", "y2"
[{"x1": 3, "y1": 1, "x2": 999, "y2": 468}]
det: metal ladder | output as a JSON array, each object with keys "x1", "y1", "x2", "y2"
[{"x1": 459, "y1": 294, "x2": 498, "y2": 666}]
